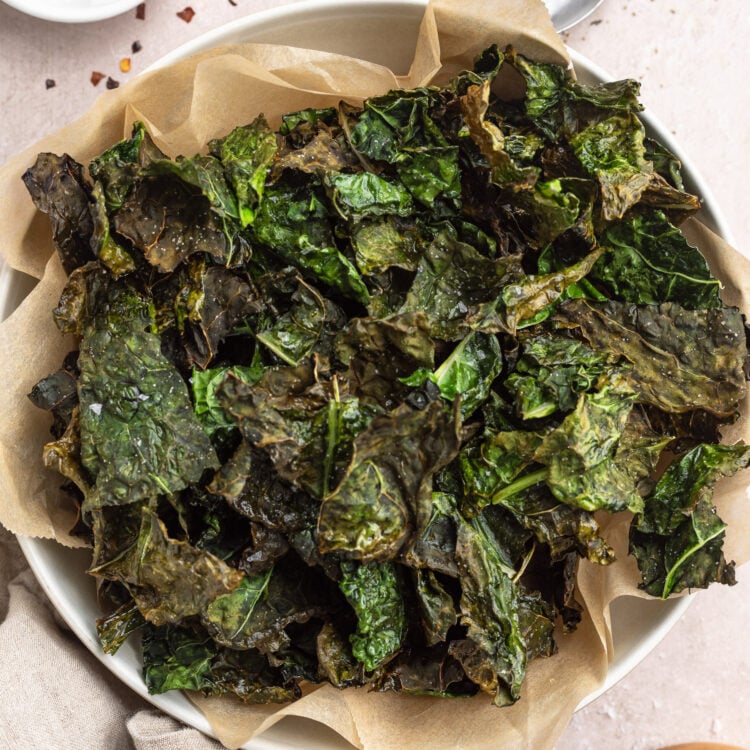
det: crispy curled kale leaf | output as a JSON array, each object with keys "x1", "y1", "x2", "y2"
[
  {"x1": 77, "y1": 280, "x2": 219, "y2": 510},
  {"x1": 318, "y1": 401, "x2": 460, "y2": 561},
  {"x1": 338, "y1": 560, "x2": 407, "y2": 671},
  {"x1": 26, "y1": 41, "x2": 750, "y2": 708},
  {"x1": 630, "y1": 444, "x2": 750, "y2": 598},
  {"x1": 22, "y1": 152, "x2": 96, "y2": 274}
]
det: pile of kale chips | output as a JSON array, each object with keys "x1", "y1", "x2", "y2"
[{"x1": 25, "y1": 45, "x2": 750, "y2": 706}]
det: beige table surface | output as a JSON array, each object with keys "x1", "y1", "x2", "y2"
[{"x1": 1, "y1": 1, "x2": 749, "y2": 749}]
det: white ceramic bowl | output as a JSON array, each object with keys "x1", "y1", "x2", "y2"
[
  {"x1": 6, "y1": 1, "x2": 734, "y2": 746},
  {"x1": 0, "y1": 0, "x2": 141, "y2": 23}
]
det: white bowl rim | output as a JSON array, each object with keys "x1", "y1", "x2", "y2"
[{"x1": 8, "y1": 0, "x2": 737, "y2": 744}]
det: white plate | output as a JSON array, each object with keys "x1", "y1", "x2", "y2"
[
  {"x1": 7, "y1": 0, "x2": 735, "y2": 746},
  {"x1": 0, "y1": 0, "x2": 140, "y2": 23}
]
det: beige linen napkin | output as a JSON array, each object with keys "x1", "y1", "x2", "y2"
[{"x1": 0, "y1": 527, "x2": 223, "y2": 750}]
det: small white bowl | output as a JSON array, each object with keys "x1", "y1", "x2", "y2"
[
  {"x1": 0, "y1": 0, "x2": 141, "y2": 24},
  {"x1": 5, "y1": 0, "x2": 734, "y2": 747}
]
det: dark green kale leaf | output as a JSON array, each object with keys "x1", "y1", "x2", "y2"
[
  {"x1": 400, "y1": 228, "x2": 524, "y2": 340},
  {"x1": 89, "y1": 121, "x2": 166, "y2": 211},
  {"x1": 334, "y1": 312, "x2": 435, "y2": 408},
  {"x1": 77, "y1": 281, "x2": 219, "y2": 509},
  {"x1": 413, "y1": 568, "x2": 458, "y2": 645},
  {"x1": 90, "y1": 506, "x2": 243, "y2": 625},
  {"x1": 22, "y1": 152, "x2": 95, "y2": 274},
  {"x1": 142, "y1": 623, "x2": 299, "y2": 702},
  {"x1": 372, "y1": 642, "x2": 475, "y2": 698},
  {"x1": 318, "y1": 401, "x2": 460, "y2": 561},
  {"x1": 555, "y1": 299, "x2": 749, "y2": 418},
  {"x1": 401, "y1": 491, "x2": 458, "y2": 578},
  {"x1": 460, "y1": 80, "x2": 540, "y2": 191},
  {"x1": 451, "y1": 504, "x2": 527, "y2": 706},
  {"x1": 316, "y1": 621, "x2": 364, "y2": 688},
  {"x1": 590, "y1": 209, "x2": 722, "y2": 308},
  {"x1": 201, "y1": 559, "x2": 335, "y2": 652},
  {"x1": 219, "y1": 361, "x2": 380, "y2": 499},
  {"x1": 143, "y1": 153, "x2": 241, "y2": 228},
  {"x1": 338, "y1": 560, "x2": 407, "y2": 671},
  {"x1": 256, "y1": 276, "x2": 347, "y2": 366},
  {"x1": 631, "y1": 443, "x2": 750, "y2": 598},
  {"x1": 176, "y1": 258, "x2": 261, "y2": 368},
  {"x1": 112, "y1": 176, "x2": 231, "y2": 272}
]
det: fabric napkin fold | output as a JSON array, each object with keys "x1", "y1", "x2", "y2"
[{"x1": 0, "y1": 526, "x2": 224, "y2": 750}]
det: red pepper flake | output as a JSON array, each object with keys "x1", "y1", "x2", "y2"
[
  {"x1": 90, "y1": 71, "x2": 106, "y2": 86},
  {"x1": 135, "y1": 2, "x2": 145, "y2": 19},
  {"x1": 228, "y1": 0, "x2": 237, "y2": 5},
  {"x1": 131, "y1": 40, "x2": 142, "y2": 54},
  {"x1": 45, "y1": 79, "x2": 56, "y2": 89},
  {"x1": 177, "y1": 6, "x2": 195, "y2": 22},
  {"x1": 106, "y1": 77, "x2": 120, "y2": 90},
  {"x1": 119, "y1": 58, "x2": 132, "y2": 73}
]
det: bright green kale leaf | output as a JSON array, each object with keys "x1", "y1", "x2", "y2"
[
  {"x1": 630, "y1": 443, "x2": 750, "y2": 598},
  {"x1": 191, "y1": 362, "x2": 266, "y2": 437},
  {"x1": 590, "y1": 209, "x2": 722, "y2": 308},
  {"x1": 402, "y1": 331, "x2": 503, "y2": 419},
  {"x1": 77, "y1": 282, "x2": 219, "y2": 509},
  {"x1": 339, "y1": 560, "x2": 407, "y2": 671},
  {"x1": 208, "y1": 115, "x2": 277, "y2": 226},
  {"x1": 569, "y1": 112, "x2": 653, "y2": 221},
  {"x1": 505, "y1": 334, "x2": 611, "y2": 419},
  {"x1": 349, "y1": 87, "x2": 461, "y2": 210},
  {"x1": 252, "y1": 178, "x2": 369, "y2": 303},
  {"x1": 327, "y1": 171, "x2": 414, "y2": 220}
]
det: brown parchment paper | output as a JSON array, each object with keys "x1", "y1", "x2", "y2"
[{"x1": 0, "y1": 1, "x2": 748, "y2": 748}]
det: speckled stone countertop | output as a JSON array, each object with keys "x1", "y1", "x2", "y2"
[{"x1": 1, "y1": 1, "x2": 749, "y2": 748}]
